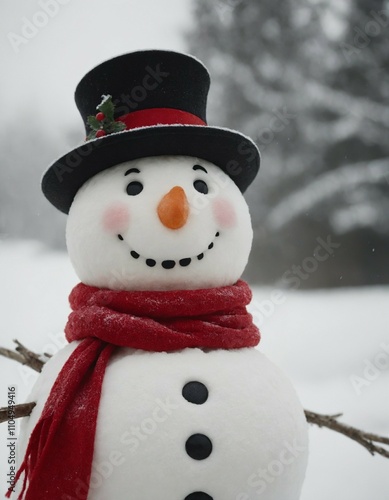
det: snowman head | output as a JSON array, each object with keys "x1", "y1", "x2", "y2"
[
  {"x1": 42, "y1": 51, "x2": 260, "y2": 291},
  {"x1": 66, "y1": 156, "x2": 253, "y2": 291}
]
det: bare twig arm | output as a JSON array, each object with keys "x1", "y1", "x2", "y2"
[
  {"x1": 0, "y1": 402, "x2": 36, "y2": 424},
  {"x1": 0, "y1": 347, "x2": 26, "y2": 366},
  {"x1": 0, "y1": 340, "x2": 44, "y2": 373},
  {"x1": 0, "y1": 340, "x2": 43, "y2": 424},
  {"x1": 305, "y1": 410, "x2": 389, "y2": 459}
]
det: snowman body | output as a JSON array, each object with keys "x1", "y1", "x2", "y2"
[
  {"x1": 18, "y1": 154, "x2": 308, "y2": 499},
  {"x1": 21, "y1": 345, "x2": 308, "y2": 500}
]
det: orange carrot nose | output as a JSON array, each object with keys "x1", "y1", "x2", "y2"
[{"x1": 157, "y1": 186, "x2": 189, "y2": 229}]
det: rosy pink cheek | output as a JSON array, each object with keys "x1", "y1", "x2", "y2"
[
  {"x1": 212, "y1": 198, "x2": 237, "y2": 228},
  {"x1": 102, "y1": 203, "x2": 130, "y2": 234}
]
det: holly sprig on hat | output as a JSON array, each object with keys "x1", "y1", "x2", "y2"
[{"x1": 86, "y1": 95, "x2": 126, "y2": 140}]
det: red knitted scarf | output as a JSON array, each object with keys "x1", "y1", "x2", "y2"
[{"x1": 11, "y1": 280, "x2": 259, "y2": 500}]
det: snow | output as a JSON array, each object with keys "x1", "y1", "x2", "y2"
[
  {"x1": 1, "y1": 239, "x2": 388, "y2": 499},
  {"x1": 97, "y1": 94, "x2": 112, "y2": 110}
]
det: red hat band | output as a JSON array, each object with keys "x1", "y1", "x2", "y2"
[{"x1": 117, "y1": 107, "x2": 207, "y2": 130}]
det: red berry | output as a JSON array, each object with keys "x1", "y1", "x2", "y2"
[
  {"x1": 96, "y1": 112, "x2": 105, "y2": 121},
  {"x1": 96, "y1": 129, "x2": 107, "y2": 138}
]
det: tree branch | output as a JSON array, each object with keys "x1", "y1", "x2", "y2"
[
  {"x1": 305, "y1": 410, "x2": 389, "y2": 459},
  {"x1": 1, "y1": 341, "x2": 388, "y2": 459},
  {"x1": 0, "y1": 402, "x2": 36, "y2": 424},
  {"x1": 0, "y1": 340, "x2": 45, "y2": 373}
]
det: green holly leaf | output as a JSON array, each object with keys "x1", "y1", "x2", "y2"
[
  {"x1": 112, "y1": 122, "x2": 126, "y2": 133},
  {"x1": 85, "y1": 94, "x2": 125, "y2": 141},
  {"x1": 87, "y1": 115, "x2": 101, "y2": 131},
  {"x1": 104, "y1": 120, "x2": 125, "y2": 134},
  {"x1": 86, "y1": 130, "x2": 97, "y2": 140},
  {"x1": 116, "y1": 122, "x2": 126, "y2": 132},
  {"x1": 98, "y1": 95, "x2": 115, "y2": 122}
]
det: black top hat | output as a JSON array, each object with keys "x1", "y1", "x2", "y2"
[{"x1": 42, "y1": 50, "x2": 260, "y2": 214}]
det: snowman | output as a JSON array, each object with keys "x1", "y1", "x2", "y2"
[{"x1": 13, "y1": 51, "x2": 308, "y2": 500}]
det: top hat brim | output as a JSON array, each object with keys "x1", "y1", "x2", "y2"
[{"x1": 41, "y1": 125, "x2": 260, "y2": 214}]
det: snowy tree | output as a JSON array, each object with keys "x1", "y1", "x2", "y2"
[
  {"x1": 188, "y1": 0, "x2": 389, "y2": 287},
  {"x1": 0, "y1": 117, "x2": 71, "y2": 248}
]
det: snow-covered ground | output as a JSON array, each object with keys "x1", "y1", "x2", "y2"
[{"x1": 1, "y1": 240, "x2": 388, "y2": 499}]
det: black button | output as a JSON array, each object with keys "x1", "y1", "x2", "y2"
[
  {"x1": 185, "y1": 493, "x2": 213, "y2": 500},
  {"x1": 185, "y1": 434, "x2": 212, "y2": 460},
  {"x1": 182, "y1": 381, "x2": 208, "y2": 405},
  {"x1": 162, "y1": 260, "x2": 176, "y2": 269}
]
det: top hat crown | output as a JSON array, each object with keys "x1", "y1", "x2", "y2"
[
  {"x1": 76, "y1": 50, "x2": 210, "y2": 132},
  {"x1": 42, "y1": 50, "x2": 260, "y2": 214}
]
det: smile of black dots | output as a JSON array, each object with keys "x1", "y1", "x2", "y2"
[{"x1": 117, "y1": 232, "x2": 220, "y2": 269}]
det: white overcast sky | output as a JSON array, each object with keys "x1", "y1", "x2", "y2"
[{"x1": 1, "y1": 0, "x2": 193, "y2": 134}]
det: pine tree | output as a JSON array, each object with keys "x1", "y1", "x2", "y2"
[{"x1": 188, "y1": 0, "x2": 389, "y2": 287}]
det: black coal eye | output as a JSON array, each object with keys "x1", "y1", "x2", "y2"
[
  {"x1": 126, "y1": 181, "x2": 143, "y2": 196},
  {"x1": 193, "y1": 180, "x2": 208, "y2": 194}
]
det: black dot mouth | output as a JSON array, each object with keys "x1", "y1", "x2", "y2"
[{"x1": 117, "y1": 232, "x2": 220, "y2": 269}]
